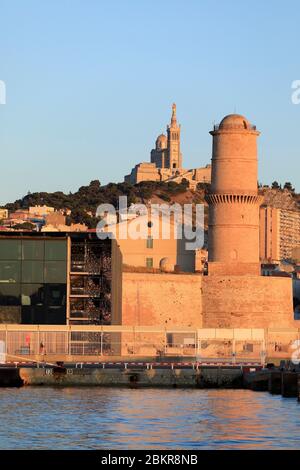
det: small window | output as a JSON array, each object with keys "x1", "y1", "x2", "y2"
[
  {"x1": 0, "y1": 260, "x2": 21, "y2": 283},
  {"x1": 147, "y1": 221, "x2": 153, "y2": 228},
  {"x1": 21, "y1": 284, "x2": 44, "y2": 306},
  {"x1": 45, "y1": 240, "x2": 67, "y2": 261},
  {"x1": 146, "y1": 236, "x2": 153, "y2": 249},
  {"x1": 22, "y1": 261, "x2": 44, "y2": 283},
  {"x1": 22, "y1": 240, "x2": 44, "y2": 260},
  {"x1": 146, "y1": 258, "x2": 153, "y2": 268},
  {"x1": 0, "y1": 283, "x2": 21, "y2": 306},
  {"x1": 0, "y1": 240, "x2": 22, "y2": 260},
  {"x1": 44, "y1": 261, "x2": 67, "y2": 283}
]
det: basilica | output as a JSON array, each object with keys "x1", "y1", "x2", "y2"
[{"x1": 124, "y1": 104, "x2": 211, "y2": 189}]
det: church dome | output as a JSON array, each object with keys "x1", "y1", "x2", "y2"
[
  {"x1": 219, "y1": 114, "x2": 251, "y2": 130},
  {"x1": 156, "y1": 134, "x2": 167, "y2": 149}
]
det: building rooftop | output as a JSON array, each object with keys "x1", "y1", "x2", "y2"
[{"x1": 213, "y1": 113, "x2": 257, "y2": 131}]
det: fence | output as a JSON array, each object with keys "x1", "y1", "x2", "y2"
[{"x1": 0, "y1": 326, "x2": 299, "y2": 362}]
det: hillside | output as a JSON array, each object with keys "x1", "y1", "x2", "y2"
[
  {"x1": 4, "y1": 180, "x2": 299, "y2": 229},
  {"x1": 4, "y1": 180, "x2": 208, "y2": 228},
  {"x1": 259, "y1": 187, "x2": 300, "y2": 211}
]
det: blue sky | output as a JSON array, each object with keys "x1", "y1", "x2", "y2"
[{"x1": 0, "y1": 0, "x2": 299, "y2": 204}]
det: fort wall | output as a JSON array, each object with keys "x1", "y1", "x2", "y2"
[
  {"x1": 121, "y1": 272, "x2": 203, "y2": 327},
  {"x1": 202, "y1": 275, "x2": 295, "y2": 328}
]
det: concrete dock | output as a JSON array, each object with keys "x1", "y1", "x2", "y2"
[
  {"x1": 0, "y1": 362, "x2": 255, "y2": 388},
  {"x1": 2, "y1": 361, "x2": 300, "y2": 402},
  {"x1": 244, "y1": 364, "x2": 300, "y2": 400}
]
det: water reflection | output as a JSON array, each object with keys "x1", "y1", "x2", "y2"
[{"x1": 0, "y1": 388, "x2": 299, "y2": 449}]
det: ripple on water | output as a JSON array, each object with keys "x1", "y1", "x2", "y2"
[{"x1": 0, "y1": 387, "x2": 299, "y2": 449}]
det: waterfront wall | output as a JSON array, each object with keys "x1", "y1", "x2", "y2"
[
  {"x1": 18, "y1": 366, "x2": 243, "y2": 388},
  {"x1": 202, "y1": 275, "x2": 296, "y2": 328},
  {"x1": 121, "y1": 273, "x2": 203, "y2": 327},
  {"x1": 121, "y1": 272, "x2": 297, "y2": 331}
]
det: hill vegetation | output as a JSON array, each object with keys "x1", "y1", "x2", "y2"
[
  {"x1": 4, "y1": 179, "x2": 298, "y2": 229},
  {"x1": 4, "y1": 180, "x2": 208, "y2": 228}
]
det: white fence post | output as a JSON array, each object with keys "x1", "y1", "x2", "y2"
[
  {"x1": 232, "y1": 339, "x2": 236, "y2": 364},
  {"x1": 37, "y1": 328, "x2": 40, "y2": 359},
  {"x1": 67, "y1": 329, "x2": 70, "y2": 356}
]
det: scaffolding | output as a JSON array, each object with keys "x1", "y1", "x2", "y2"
[{"x1": 69, "y1": 239, "x2": 112, "y2": 325}]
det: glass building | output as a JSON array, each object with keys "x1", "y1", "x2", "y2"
[{"x1": 0, "y1": 232, "x2": 121, "y2": 325}]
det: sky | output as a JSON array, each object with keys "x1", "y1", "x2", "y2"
[{"x1": 0, "y1": 0, "x2": 299, "y2": 204}]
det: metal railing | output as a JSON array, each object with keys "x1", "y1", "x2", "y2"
[
  {"x1": 0, "y1": 326, "x2": 299, "y2": 363},
  {"x1": 213, "y1": 124, "x2": 257, "y2": 131}
]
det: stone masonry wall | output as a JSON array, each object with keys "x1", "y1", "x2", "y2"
[
  {"x1": 122, "y1": 272, "x2": 203, "y2": 328},
  {"x1": 202, "y1": 275, "x2": 295, "y2": 328}
]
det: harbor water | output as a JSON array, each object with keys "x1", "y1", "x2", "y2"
[{"x1": 0, "y1": 387, "x2": 300, "y2": 450}]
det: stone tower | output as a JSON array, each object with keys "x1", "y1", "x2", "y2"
[
  {"x1": 167, "y1": 103, "x2": 182, "y2": 170},
  {"x1": 206, "y1": 114, "x2": 262, "y2": 276},
  {"x1": 150, "y1": 134, "x2": 168, "y2": 168}
]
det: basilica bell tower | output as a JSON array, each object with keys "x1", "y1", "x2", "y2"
[{"x1": 167, "y1": 103, "x2": 182, "y2": 170}]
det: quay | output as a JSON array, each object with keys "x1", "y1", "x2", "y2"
[
  {"x1": 2, "y1": 361, "x2": 300, "y2": 403},
  {"x1": 0, "y1": 361, "x2": 260, "y2": 388},
  {"x1": 0, "y1": 326, "x2": 299, "y2": 392},
  {"x1": 243, "y1": 362, "x2": 300, "y2": 400}
]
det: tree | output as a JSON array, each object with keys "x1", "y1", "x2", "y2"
[
  {"x1": 89, "y1": 180, "x2": 101, "y2": 189},
  {"x1": 181, "y1": 178, "x2": 189, "y2": 189},
  {"x1": 3, "y1": 178, "x2": 199, "y2": 221},
  {"x1": 12, "y1": 222, "x2": 36, "y2": 231},
  {"x1": 283, "y1": 182, "x2": 295, "y2": 193},
  {"x1": 158, "y1": 193, "x2": 171, "y2": 202},
  {"x1": 271, "y1": 181, "x2": 281, "y2": 190},
  {"x1": 70, "y1": 208, "x2": 98, "y2": 228}
]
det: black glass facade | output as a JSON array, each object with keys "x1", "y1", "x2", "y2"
[{"x1": 0, "y1": 238, "x2": 67, "y2": 324}]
